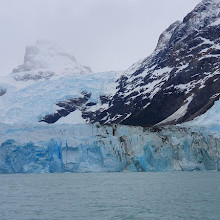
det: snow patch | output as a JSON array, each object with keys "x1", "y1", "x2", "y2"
[
  {"x1": 158, "y1": 94, "x2": 194, "y2": 125},
  {"x1": 55, "y1": 110, "x2": 86, "y2": 124}
]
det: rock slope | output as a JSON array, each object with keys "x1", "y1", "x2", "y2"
[{"x1": 93, "y1": 0, "x2": 220, "y2": 126}]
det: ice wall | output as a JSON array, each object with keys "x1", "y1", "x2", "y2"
[{"x1": 0, "y1": 123, "x2": 219, "y2": 173}]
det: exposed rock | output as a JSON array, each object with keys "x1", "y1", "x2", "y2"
[
  {"x1": 0, "y1": 88, "x2": 6, "y2": 96},
  {"x1": 92, "y1": 0, "x2": 220, "y2": 126},
  {"x1": 40, "y1": 91, "x2": 92, "y2": 123}
]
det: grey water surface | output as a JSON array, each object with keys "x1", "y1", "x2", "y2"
[{"x1": 0, "y1": 172, "x2": 220, "y2": 220}]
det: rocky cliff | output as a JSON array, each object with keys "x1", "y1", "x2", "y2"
[{"x1": 93, "y1": 0, "x2": 220, "y2": 126}]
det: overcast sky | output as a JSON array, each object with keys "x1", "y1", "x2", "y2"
[{"x1": 0, "y1": 0, "x2": 201, "y2": 75}]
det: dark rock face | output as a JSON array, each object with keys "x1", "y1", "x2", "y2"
[
  {"x1": 12, "y1": 71, "x2": 56, "y2": 81},
  {"x1": 92, "y1": 0, "x2": 220, "y2": 126},
  {"x1": 40, "y1": 91, "x2": 92, "y2": 123},
  {"x1": 40, "y1": 89, "x2": 116, "y2": 124},
  {"x1": 0, "y1": 88, "x2": 6, "y2": 96}
]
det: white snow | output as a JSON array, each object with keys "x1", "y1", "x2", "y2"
[
  {"x1": 55, "y1": 110, "x2": 86, "y2": 124},
  {"x1": 210, "y1": 93, "x2": 220, "y2": 99},
  {"x1": 142, "y1": 102, "x2": 151, "y2": 109},
  {"x1": 150, "y1": 67, "x2": 173, "y2": 78},
  {"x1": 184, "y1": 99, "x2": 220, "y2": 138},
  {"x1": 176, "y1": 64, "x2": 189, "y2": 73},
  {"x1": 123, "y1": 66, "x2": 171, "y2": 101},
  {"x1": 158, "y1": 94, "x2": 194, "y2": 125},
  {"x1": 174, "y1": 70, "x2": 220, "y2": 94},
  {"x1": 210, "y1": 18, "x2": 220, "y2": 26}
]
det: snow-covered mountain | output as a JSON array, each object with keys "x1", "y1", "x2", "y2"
[
  {"x1": 93, "y1": 0, "x2": 220, "y2": 127},
  {"x1": 0, "y1": 41, "x2": 122, "y2": 124},
  {"x1": 1, "y1": 0, "x2": 220, "y2": 128},
  {"x1": 10, "y1": 40, "x2": 92, "y2": 81},
  {"x1": 0, "y1": 0, "x2": 220, "y2": 174}
]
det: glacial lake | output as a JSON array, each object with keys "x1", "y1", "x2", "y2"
[{"x1": 0, "y1": 172, "x2": 220, "y2": 220}]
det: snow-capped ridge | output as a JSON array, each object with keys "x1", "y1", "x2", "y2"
[
  {"x1": 123, "y1": 20, "x2": 181, "y2": 78},
  {"x1": 92, "y1": 0, "x2": 220, "y2": 127},
  {"x1": 155, "y1": 21, "x2": 181, "y2": 53},
  {"x1": 183, "y1": 0, "x2": 220, "y2": 26}
]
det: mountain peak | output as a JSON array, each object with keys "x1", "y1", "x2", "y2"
[
  {"x1": 91, "y1": 0, "x2": 220, "y2": 126},
  {"x1": 11, "y1": 40, "x2": 92, "y2": 81},
  {"x1": 182, "y1": 0, "x2": 220, "y2": 27}
]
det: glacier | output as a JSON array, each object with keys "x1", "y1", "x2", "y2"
[
  {"x1": 0, "y1": 71, "x2": 121, "y2": 124},
  {"x1": 0, "y1": 123, "x2": 219, "y2": 174},
  {"x1": 185, "y1": 99, "x2": 220, "y2": 138}
]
